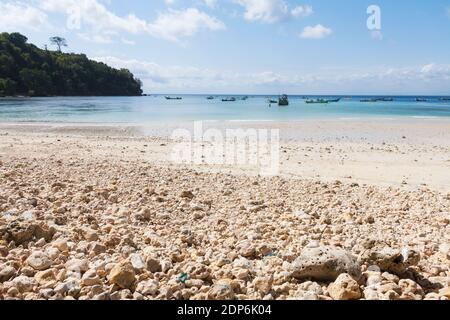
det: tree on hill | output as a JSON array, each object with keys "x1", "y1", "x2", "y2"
[{"x1": 49, "y1": 36, "x2": 67, "y2": 52}]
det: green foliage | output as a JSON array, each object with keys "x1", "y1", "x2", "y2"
[{"x1": 0, "y1": 32, "x2": 142, "y2": 96}]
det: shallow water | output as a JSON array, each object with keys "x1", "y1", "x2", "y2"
[{"x1": 0, "y1": 95, "x2": 450, "y2": 123}]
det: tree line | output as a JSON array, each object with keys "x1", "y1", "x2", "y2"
[{"x1": 0, "y1": 32, "x2": 143, "y2": 97}]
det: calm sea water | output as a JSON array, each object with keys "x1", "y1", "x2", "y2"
[{"x1": 0, "y1": 95, "x2": 450, "y2": 123}]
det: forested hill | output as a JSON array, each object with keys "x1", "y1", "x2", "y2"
[{"x1": 0, "y1": 32, "x2": 143, "y2": 97}]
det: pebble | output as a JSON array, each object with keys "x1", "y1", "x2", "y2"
[
  {"x1": 26, "y1": 251, "x2": 53, "y2": 271},
  {"x1": 328, "y1": 273, "x2": 362, "y2": 300},
  {"x1": 108, "y1": 262, "x2": 136, "y2": 289}
]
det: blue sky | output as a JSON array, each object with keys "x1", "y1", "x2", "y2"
[{"x1": 1, "y1": 0, "x2": 450, "y2": 94}]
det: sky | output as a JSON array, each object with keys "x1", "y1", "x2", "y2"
[{"x1": 1, "y1": 0, "x2": 450, "y2": 95}]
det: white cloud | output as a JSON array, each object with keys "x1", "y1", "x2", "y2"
[
  {"x1": 0, "y1": 2, "x2": 50, "y2": 32},
  {"x1": 291, "y1": 5, "x2": 313, "y2": 18},
  {"x1": 38, "y1": 0, "x2": 225, "y2": 42},
  {"x1": 148, "y1": 8, "x2": 225, "y2": 42},
  {"x1": 234, "y1": 0, "x2": 289, "y2": 23},
  {"x1": 300, "y1": 24, "x2": 332, "y2": 39},
  {"x1": 202, "y1": 0, "x2": 217, "y2": 8},
  {"x1": 92, "y1": 56, "x2": 450, "y2": 94}
]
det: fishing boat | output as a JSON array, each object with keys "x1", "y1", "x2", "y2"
[
  {"x1": 222, "y1": 97, "x2": 236, "y2": 102},
  {"x1": 416, "y1": 98, "x2": 427, "y2": 102},
  {"x1": 306, "y1": 99, "x2": 329, "y2": 104},
  {"x1": 378, "y1": 97, "x2": 394, "y2": 102},
  {"x1": 326, "y1": 98, "x2": 341, "y2": 103},
  {"x1": 206, "y1": 96, "x2": 214, "y2": 100},
  {"x1": 360, "y1": 98, "x2": 377, "y2": 102},
  {"x1": 165, "y1": 96, "x2": 182, "y2": 100},
  {"x1": 278, "y1": 94, "x2": 289, "y2": 106},
  {"x1": 241, "y1": 96, "x2": 249, "y2": 101}
]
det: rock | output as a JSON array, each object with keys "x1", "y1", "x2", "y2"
[
  {"x1": 291, "y1": 246, "x2": 361, "y2": 281},
  {"x1": 290, "y1": 290, "x2": 319, "y2": 300},
  {"x1": 328, "y1": 273, "x2": 362, "y2": 300},
  {"x1": 145, "y1": 256, "x2": 162, "y2": 273},
  {"x1": 129, "y1": 253, "x2": 146, "y2": 272},
  {"x1": 83, "y1": 228, "x2": 99, "y2": 242},
  {"x1": 439, "y1": 287, "x2": 450, "y2": 299},
  {"x1": 35, "y1": 269, "x2": 57, "y2": 287},
  {"x1": 134, "y1": 208, "x2": 152, "y2": 221},
  {"x1": 297, "y1": 281, "x2": 323, "y2": 295},
  {"x1": 89, "y1": 242, "x2": 106, "y2": 255},
  {"x1": 360, "y1": 247, "x2": 420, "y2": 275},
  {"x1": 363, "y1": 288, "x2": 380, "y2": 300},
  {"x1": 65, "y1": 259, "x2": 90, "y2": 273},
  {"x1": 253, "y1": 277, "x2": 273, "y2": 295},
  {"x1": 208, "y1": 279, "x2": 235, "y2": 300},
  {"x1": 180, "y1": 190, "x2": 195, "y2": 199},
  {"x1": 136, "y1": 280, "x2": 159, "y2": 296},
  {"x1": 439, "y1": 243, "x2": 450, "y2": 260},
  {"x1": 0, "y1": 265, "x2": 16, "y2": 282},
  {"x1": 11, "y1": 276, "x2": 35, "y2": 293},
  {"x1": 26, "y1": 251, "x2": 53, "y2": 271},
  {"x1": 108, "y1": 262, "x2": 136, "y2": 289},
  {"x1": 81, "y1": 270, "x2": 101, "y2": 287},
  {"x1": 237, "y1": 241, "x2": 256, "y2": 258},
  {"x1": 52, "y1": 239, "x2": 68, "y2": 252},
  {"x1": 5, "y1": 222, "x2": 55, "y2": 245}
]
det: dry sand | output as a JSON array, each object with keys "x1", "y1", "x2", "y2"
[{"x1": 0, "y1": 119, "x2": 449, "y2": 300}]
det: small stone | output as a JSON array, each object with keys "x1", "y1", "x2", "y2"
[
  {"x1": 52, "y1": 239, "x2": 68, "y2": 252},
  {"x1": 146, "y1": 256, "x2": 162, "y2": 273},
  {"x1": 253, "y1": 277, "x2": 273, "y2": 295},
  {"x1": 208, "y1": 279, "x2": 235, "y2": 300},
  {"x1": 81, "y1": 270, "x2": 102, "y2": 287},
  {"x1": 0, "y1": 265, "x2": 16, "y2": 282},
  {"x1": 35, "y1": 269, "x2": 56, "y2": 287},
  {"x1": 136, "y1": 280, "x2": 159, "y2": 296},
  {"x1": 439, "y1": 287, "x2": 450, "y2": 299},
  {"x1": 134, "y1": 208, "x2": 152, "y2": 221},
  {"x1": 108, "y1": 262, "x2": 136, "y2": 289},
  {"x1": 328, "y1": 273, "x2": 362, "y2": 300},
  {"x1": 65, "y1": 259, "x2": 90, "y2": 273},
  {"x1": 26, "y1": 251, "x2": 53, "y2": 271},
  {"x1": 129, "y1": 253, "x2": 146, "y2": 272},
  {"x1": 12, "y1": 276, "x2": 35, "y2": 293},
  {"x1": 180, "y1": 190, "x2": 195, "y2": 199},
  {"x1": 89, "y1": 242, "x2": 106, "y2": 255},
  {"x1": 83, "y1": 228, "x2": 99, "y2": 242}
]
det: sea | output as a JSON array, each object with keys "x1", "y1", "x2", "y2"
[{"x1": 0, "y1": 95, "x2": 449, "y2": 123}]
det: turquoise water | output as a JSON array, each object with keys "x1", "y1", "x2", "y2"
[{"x1": 0, "y1": 95, "x2": 450, "y2": 123}]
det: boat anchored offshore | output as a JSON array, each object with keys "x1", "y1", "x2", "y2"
[
  {"x1": 165, "y1": 96, "x2": 182, "y2": 100},
  {"x1": 206, "y1": 96, "x2": 214, "y2": 100},
  {"x1": 306, "y1": 98, "x2": 329, "y2": 104},
  {"x1": 278, "y1": 94, "x2": 289, "y2": 106},
  {"x1": 222, "y1": 97, "x2": 236, "y2": 102}
]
